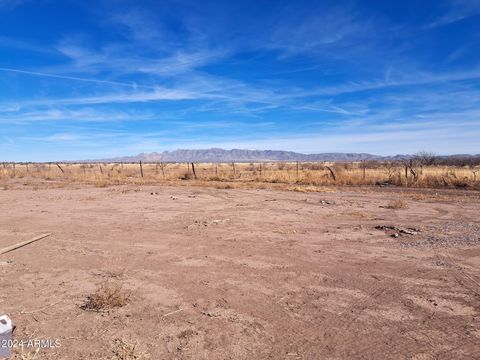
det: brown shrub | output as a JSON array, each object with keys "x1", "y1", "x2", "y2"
[
  {"x1": 386, "y1": 199, "x2": 408, "y2": 209},
  {"x1": 81, "y1": 282, "x2": 130, "y2": 311},
  {"x1": 179, "y1": 171, "x2": 194, "y2": 180}
]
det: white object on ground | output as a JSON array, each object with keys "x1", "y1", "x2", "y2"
[{"x1": 0, "y1": 315, "x2": 13, "y2": 358}]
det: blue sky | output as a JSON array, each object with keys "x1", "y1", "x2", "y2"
[{"x1": 1, "y1": 0, "x2": 479, "y2": 161}]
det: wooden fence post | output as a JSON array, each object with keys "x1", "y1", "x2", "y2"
[
  {"x1": 232, "y1": 162, "x2": 236, "y2": 176},
  {"x1": 215, "y1": 163, "x2": 218, "y2": 176},
  {"x1": 56, "y1": 163, "x2": 64, "y2": 174},
  {"x1": 139, "y1": 160, "x2": 144, "y2": 178},
  {"x1": 363, "y1": 160, "x2": 366, "y2": 180},
  {"x1": 161, "y1": 163, "x2": 165, "y2": 178},
  {"x1": 325, "y1": 166, "x2": 336, "y2": 181},
  {"x1": 99, "y1": 164, "x2": 103, "y2": 175},
  {"x1": 296, "y1": 161, "x2": 299, "y2": 179},
  {"x1": 191, "y1": 163, "x2": 197, "y2": 180}
]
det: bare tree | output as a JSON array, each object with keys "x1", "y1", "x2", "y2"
[
  {"x1": 413, "y1": 151, "x2": 437, "y2": 166},
  {"x1": 384, "y1": 161, "x2": 400, "y2": 182},
  {"x1": 402, "y1": 152, "x2": 437, "y2": 182}
]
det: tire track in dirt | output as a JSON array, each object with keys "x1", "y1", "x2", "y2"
[
  {"x1": 269, "y1": 257, "x2": 480, "y2": 359},
  {"x1": 434, "y1": 252, "x2": 480, "y2": 296},
  {"x1": 297, "y1": 278, "x2": 403, "y2": 359},
  {"x1": 263, "y1": 275, "x2": 397, "y2": 358}
]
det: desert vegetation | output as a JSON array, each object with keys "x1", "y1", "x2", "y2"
[
  {"x1": 385, "y1": 199, "x2": 409, "y2": 209},
  {"x1": 81, "y1": 281, "x2": 130, "y2": 312},
  {"x1": 1, "y1": 154, "x2": 479, "y2": 190}
]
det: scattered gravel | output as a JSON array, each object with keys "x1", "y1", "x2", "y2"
[{"x1": 400, "y1": 221, "x2": 480, "y2": 248}]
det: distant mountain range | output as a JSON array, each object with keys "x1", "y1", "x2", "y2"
[
  {"x1": 86, "y1": 148, "x2": 479, "y2": 163},
  {"x1": 94, "y1": 148, "x2": 384, "y2": 162},
  {"x1": 82, "y1": 148, "x2": 480, "y2": 162}
]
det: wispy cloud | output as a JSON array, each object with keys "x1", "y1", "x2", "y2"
[
  {"x1": 0, "y1": 108, "x2": 156, "y2": 124},
  {"x1": 424, "y1": 0, "x2": 480, "y2": 29},
  {"x1": 265, "y1": 4, "x2": 368, "y2": 56},
  {"x1": 0, "y1": 67, "x2": 140, "y2": 88}
]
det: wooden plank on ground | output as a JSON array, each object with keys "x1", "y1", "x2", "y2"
[{"x1": 0, "y1": 233, "x2": 52, "y2": 255}]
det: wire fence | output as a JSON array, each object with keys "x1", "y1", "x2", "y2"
[{"x1": 1, "y1": 160, "x2": 479, "y2": 189}]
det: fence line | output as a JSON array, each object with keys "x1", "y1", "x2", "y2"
[{"x1": 0, "y1": 161, "x2": 478, "y2": 188}]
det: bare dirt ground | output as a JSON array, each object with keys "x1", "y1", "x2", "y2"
[{"x1": 1, "y1": 183, "x2": 479, "y2": 359}]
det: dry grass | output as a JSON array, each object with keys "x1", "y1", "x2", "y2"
[
  {"x1": 81, "y1": 281, "x2": 130, "y2": 311},
  {"x1": 1, "y1": 161, "x2": 479, "y2": 190},
  {"x1": 405, "y1": 193, "x2": 429, "y2": 201},
  {"x1": 346, "y1": 211, "x2": 370, "y2": 218},
  {"x1": 105, "y1": 338, "x2": 148, "y2": 360},
  {"x1": 285, "y1": 185, "x2": 335, "y2": 193},
  {"x1": 12, "y1": 349, "x2": 40, "y2": 360},
  {"x1": 101, "y1": 258, "x2": 129, "y2": 279},
  {"x1": 386, "y1": 199, "x2": 409, "y2": 209}
]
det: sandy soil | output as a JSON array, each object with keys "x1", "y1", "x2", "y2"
[{"x1": 0, "y1": 184, "x2": 479, "y2": 359}]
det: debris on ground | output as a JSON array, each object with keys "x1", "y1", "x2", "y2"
[
  {"x1": 0, "y1": 260, "x2": 14, "y2": 266},
  {"x1": 319, "y1": 200, "x2": 335, "y2": 205},
  {"x1": 110, "y1": 338, "x2": 148, "y2": 360},
  {"x1": 186, "y1": 219, "x2": 230, "y2": 230},
  {"x1": 375, "y1": 225, "x2": 420, "y2": 236},
  {"x1": 0, "y1": 233, "x2": 51, "y2": 255},
  {"x1": 201, "y1": 311, "x2": 221, "y2": 317},
  {"x1": 274, "y1": 229, "x2": 297, "y2": 234},
  {"x1": 375, "y1": 181, "x2": 394, "y2": 187}
]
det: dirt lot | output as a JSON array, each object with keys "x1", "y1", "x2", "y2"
[{"x1": 1, "y1": 183, "x2": 479, "y2": 359}]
